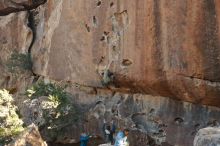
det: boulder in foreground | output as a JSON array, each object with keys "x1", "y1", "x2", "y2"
[{"x1": 194, "y1": 127, "x2": 220, "y2": 146}]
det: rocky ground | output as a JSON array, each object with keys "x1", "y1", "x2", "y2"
[{"x1": 48, "y1": 137, "x2": 105, "y2": 146}]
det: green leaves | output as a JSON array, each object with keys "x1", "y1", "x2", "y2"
[
  {"x1": 26, "y1": 81, "x2": 76, "y2": 124},
  {"x1": 0, "y1": 89, "x2": 13, "y2": 104},
  {"x1": 0, "y1": 89, "x2": 24, "y2": 145},
  {"x1": 26, "y1": 81, "x2": 68, "y2": 105}
]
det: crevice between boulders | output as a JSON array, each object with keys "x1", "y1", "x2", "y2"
[
  {"x1": 27, "y1": 10, "x2": 35, "y2": 54},
  {"x1": 26, "y1": 8, "x2": 42, "y2": 80}
]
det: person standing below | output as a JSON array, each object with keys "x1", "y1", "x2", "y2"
[
  {"x1": 105, "y1": 125, "x2": 111, "y2": 143},
  {"x1": 102, "y1": 119, "x2": 108, "y2": 142},
  {"x1": 110, "y1": 120, "x2": 116, "y2": 144},
  {"x1": 80, "y1": 131, "x2": 90, "y2": 146},
  {"x1": 114, "y1": 129, "x2": 124, "y2": 146},
  {"x1": 119, "y1": 129, "x2": 129, "y2": 146}
]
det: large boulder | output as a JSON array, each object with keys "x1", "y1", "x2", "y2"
[{"x1": 194, "y1": 127, "x2": 220, "y2": 146}]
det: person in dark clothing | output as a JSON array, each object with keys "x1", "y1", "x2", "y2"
[
  {"x1": 80, "y1": 132, "x2": 90, "y2": 146},
  {"x1": 103, "y1": 119, "x2": 117, "y2": 144},
  {"x1": 105, "y1": 125, "x2": 111, "y2": 143},
  {"x1": 110, "y1": 120, "x2": 116, "y2": 144},
  {"x1": 109, "y1": 129, "x2": 114, "y2": 145},
  {"x1": 102, "y1": 119, "x2": 108, "y2": 142}
]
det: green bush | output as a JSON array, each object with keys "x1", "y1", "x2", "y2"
[
  {"x1": 26, "y1": 81, "x2": 68, "y2": 106},
  {"x1": 26, "y1": 81, "x2": 78, "y2": 125},
  {"x1": 0, "y1": 89, "x2": 24, "y2": 145},
  {"x1": 6, "y1": 51, "x2": 32, "y2": 73}
]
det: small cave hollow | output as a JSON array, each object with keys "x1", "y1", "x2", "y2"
[
  {"x1": 93, "y1": 16, "x2": 97, "y2": 26},
  {"x1": 122, "y1": 59, "x2": 133, "y2": 66},
  {"x1": 97, "y1": 0, "x2": 102, "y2": 7},
  {"x1": 85, "y1": 24, "x2": 90, "y2": 32},
  {"x1": 95, "y1": 100, "x2": 103, "y2": 105},
  {"x1": 194, "y1": 123, "x2": 200, "y2": 129},
  {"x1": 174, "y1": 117, "x2": 184, "y2": 125},
  {"x1": 100, "y1": 36, "x2": 105, "y2": 41},
  {"x1": 110, "y1": 2, "x2": 114, "y2": 7},
  {"x1": 149, "y1": 108, "x2": 155, "y2": 114}
]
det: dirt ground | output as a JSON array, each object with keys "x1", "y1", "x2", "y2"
[{"x1": 47, "y1": 137, "x2": 105, "y2": 146}]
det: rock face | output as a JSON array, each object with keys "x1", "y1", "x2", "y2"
[
  {"x1": 194, "y1": 127, "x2": 220, "y2": 146},
  {"x1": 31, "y1": 0, "x2": 220, "y2": 107},
  {"x1": 39, "y1": 87, "x2": 220, "y2": 146},
  {"x1": 0, "y1": 0, "x2": 220, "y2": 146},
  {"x1": 0, "y1": 10, "x2": 34, "y2": 98}
]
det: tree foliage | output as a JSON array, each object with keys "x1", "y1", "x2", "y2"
[{"x1": 0, "y1": 89, "x2": 24, "y2": 145}]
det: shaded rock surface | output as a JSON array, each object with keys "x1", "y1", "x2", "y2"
[
  {"x1": 38, "y1": 86, "x2": 220, "y2": 146},
  {"x1": 194, "y1": 127, "x2": 220, "y2": 146}
]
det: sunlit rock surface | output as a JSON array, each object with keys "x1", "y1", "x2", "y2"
[
  {"x1": 40, "y1": 87, "x2": 220, "y2": 146},
  {"x1": 31, "y1": 0, "x2": 220, "y2": 107},
  {"x1": 0, "y1": 11, "x2": 33, "y2": 90}
]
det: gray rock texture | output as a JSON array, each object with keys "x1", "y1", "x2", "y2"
[{"x1": 194, "y1": 127, "x2": 220, "y2": 146}]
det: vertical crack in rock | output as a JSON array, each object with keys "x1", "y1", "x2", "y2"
[
  {"x1": 27, "y1": 10, "x2": 40, "y2": 79},
  {"x1": 27, "y1": 10, "x2": 36, "y2": 54}
]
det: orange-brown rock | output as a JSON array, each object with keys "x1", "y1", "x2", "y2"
[
  {"x1": 0, "y1": 11, "x2": 33, "y2": 93},
  {"x1": 32, "y1": 0, "x2": 220, "y2": 107}
]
